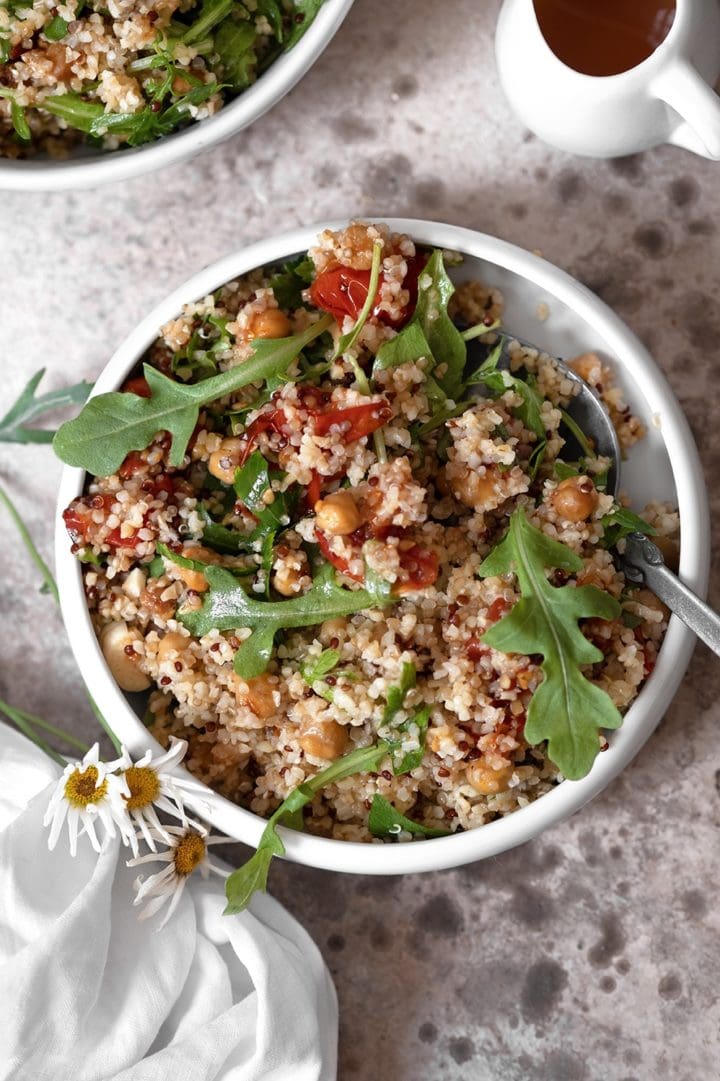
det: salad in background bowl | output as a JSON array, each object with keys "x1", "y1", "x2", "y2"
[
  {"x1": 0, "y1": 0, "x2": 352, "y2": 189},
  {"x1": 53, "y1": 219, "x2": 709, "y2": 894}
]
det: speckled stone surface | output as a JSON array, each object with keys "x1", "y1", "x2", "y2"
[{"x1": 2, "y1": 2, "x2": 720, "y2": 1078}]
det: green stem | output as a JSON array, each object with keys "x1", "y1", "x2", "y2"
[
  {"x1": 0, "y1": 482, "x2": 59, "y2": 603},
  {"x1": 12, "y1": 706, "x2": 90, "y2": 753},
  {"x1": 461, "y1": 318, "x2": 500, "y2": 342},
  {"x1": 0, "y1": 699, "x2": 66, "y2": 767}
]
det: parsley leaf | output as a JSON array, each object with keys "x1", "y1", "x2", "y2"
[
  {"x1": 368, "y1": 794, "x2": 450, "y2": 839},
  {"x1": 180, "y1": 562, "x2": 395, "y2": 678},
  {"x1": 53, "y1": 315, "x2": 332, "y2": 475},
  {"x1": 478, "y1": 508, "x2": 622, "y2": 780},
  {"x1": 0, "y1": 369, "x2": 93, "y2": 444},
  {"x1": 300, "y1": 648, "x2": 340, "y2": 685},
  {"x1": 269, "y1": 254, "x2": 315, "y2": 309},
  {"x1": 44, "y1": 14, "x2": 69, "y2": 41},
  {"x1": 224, "y1": 739, "x2": 391, "y2": 913}
]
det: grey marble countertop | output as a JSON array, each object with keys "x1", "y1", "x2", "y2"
[{"x1": 2, "y1": 1, "x2": 720, "y2": 1078}]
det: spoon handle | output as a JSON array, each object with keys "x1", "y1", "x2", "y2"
[{"x1": 620, "y1": 533, "x2": 720, "y2": 657}]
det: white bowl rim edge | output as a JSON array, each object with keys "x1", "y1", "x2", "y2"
[{"x1": 54, "y1": 218, "x2": 711, "y2": 875}]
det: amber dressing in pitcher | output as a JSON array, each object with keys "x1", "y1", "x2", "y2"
[{"x1": 533, "y1": 0, "x2": 676, "y2": 76}]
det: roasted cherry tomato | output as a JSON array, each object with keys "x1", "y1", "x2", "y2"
[
  {"x1": 309, "y1": 253, "x2": 428, "y2": 330},
  {"x1": 394, "y1": 545, "x2": 439, "y2": 594},
  {"x1": 313, "y1": 400, "x2": 393, "y2": 441},
  {"x1": 315, "y1": 530, "x2": 363, "y2": 582}
]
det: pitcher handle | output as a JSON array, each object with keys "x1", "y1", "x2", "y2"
[{"x1": 653, "y1": 58, "x2": 720, "y2": 160}]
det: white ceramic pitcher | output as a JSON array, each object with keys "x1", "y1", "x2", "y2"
[{"x1": 495, "y1": 0, "x2": 720, "y2": 159}]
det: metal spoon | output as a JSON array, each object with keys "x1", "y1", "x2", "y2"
[{"x1": 471, "y1": 334, "x2": 720, "y2": 656}]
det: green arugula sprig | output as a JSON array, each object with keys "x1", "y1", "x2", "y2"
[
  {"x1": 180, "y1": 562, "x2": 395, "y2": 678},
  {"x1": 1, "y1": 369, "x2": 92, "y2": 444},
  {"x1": 224, "y1": 739, "x2": 392, "y2": 913},
  {"x1": 601, "y1": 505, "x2": 657, "y2": 548},
  {"x1": 53, "y1": 314, "x2": 332, "y2": 475},
  {"x1": 300, "y1": 648, "x2": 341, "y2": 701},
  {"x1": 368, "y1": 794, "x2": 450, "y2": 839},
  {"x1": 379, "y1": 662, "x2": 431, "y2": 773},
  {"x1": 478, "y1": 508, "x2": 622, "y2": 780},
  {"x1": 269, "y1": 254, "x2": 315, "y2": 309}
]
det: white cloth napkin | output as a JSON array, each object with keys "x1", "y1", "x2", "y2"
[{"x1": 0, "y1": 724, "x2": 338, "y2": 1081}]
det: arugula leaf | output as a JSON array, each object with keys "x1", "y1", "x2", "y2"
[
  {"x1": 157, "y1": 541, "x2": 253, "y2": 578},
  {"x1": 478, "y1": 509, "x2": 622, "y2": 780},
  {"x1": 374, "y1": 321, "x2": 433, "y2": 373},
  {"x1": 42, "y1": 93, "x2": 105, "y2": 133},
  {"x1": 212, "y1": 15, "x2": 257, "y2": 89},
  {"x1": 282, "y1": 0, "x2": 327, "y2": 49},
  {"x1": 368, "y1": 794, "x2": 450, "y2": 839},
  {"x1": 224, "y1": 739, "x2": 390, "y2": 913},
  {"x1": 180, "y1": 561, "x2": 395, "y2": 678},
  {"x1": 269, "y1": 254, "x2": 315, "y2": 309},
  {"x1": 233, "y1": 451, "x2": 287, "y2": 530},
  {"x1": 53, "y1": 314, "x2": 332, "y2": 475},
  {"x1": 11, "y1": 100, "x2": 31, "y2": 141},
  {"x1": 0, "y1": 369, "x2": 92, "y2": 444},
  {"x1": 391, "y1": 705, "x2": 431, "y2": 774},
  {"x1": 382, "y1": 661, "x2": 416, "y2": 725},
  {"x1": 182, "y1": 0, "x2": 234, "y2": 44},
  {"x1": 44, "y1": 14, "x2": 69, "y2": 40},
  {"x1": 601, "y1": 506, "x2": 657, "y2": 549},
  {"x1": 88, "y1": 83, "x2": 222, "y2": 147},
  {"x1": 413, "y1": 251, "x2": 467, "y2": 400},
  {"x1": 198, "y1": 504, "x2": 248, "y2": 554}
]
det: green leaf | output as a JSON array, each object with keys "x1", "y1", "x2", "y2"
[
  {"x1": 269, "y1": 255, "x2": 315, "y2": 309},
  {"x1": 212, "y1": 14, "x2": 257, "y2": 89},
  {"x1": 381, "y1": 661, "x2": 416, "y2": 725},
  {"x1": 391, "y1": 704, "x2": 431, "y2": 774},
  {"x1": 182, "y1": 0, "x2": 234, "y2": 44},
  {"x1": 180, "y1": 561, "x2": 395, "y2": 677},
  {"x1": 224, "y1": 738, "x2": 390, "y2": 913},
  {"x1": 601, "y1": 505, "x2": 657, "y2": 549},
  {"x1": 11, "y1": 100, "x2": 31, "y2": 141},
  {"x1": 300, "y1": 648, "x2": 340, "y2": 686},
  {"x1": 53, "y1": 315, "x2": 332, "y2": 475},
  {"x1": 368, "y1": 794, "x2": 450, "y2": 839},
  {"x1": 145, "y1": 555, "x2": 166, "y2": 578},
  {"x1": 0, "y1": 369, "x2": 92, "y2": 444},
  {"x1": 44, "y1": 14, "x2": 69, "y2": 40},
  {"x1": 413, "y1": 251, "x2": 466, "y2": 400},
  {"x1": 282, "y1": 0, "x2": 326, "y2": 49},
  {"x1": 373, "y1": 321, "x2": 433, "y2": 373},
  {"x1": 42, "y1": 93, "x2": 106, "y2": 133},
  {"x1": 198, "y1": 504, "x2": 248, "y2": 553},
  {"x1": 478, "y1": 509, "x2": 622, "y2": 780}
]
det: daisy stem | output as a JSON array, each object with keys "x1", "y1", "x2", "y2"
[
  {"x1": 0, "y1": 482, "x2": 59, "y2": 604},
  {"x1": 0, "y1": 698, "x2": 67, "y2": 767},
  {"x1": 87, "y1": 693, "x2": 122, "y2": 754},
  {"x1": 10, "y1": 705, "x2": 90, "y2": 753}
]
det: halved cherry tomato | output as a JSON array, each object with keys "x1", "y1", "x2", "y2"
[
  {"x1": 394, "y1": 545, "x2": 439, "y2": 594},
  {"x1": 309, "y1": 253, "x2": 428, "y2": 329},
  {"x1": 313, "y1": 400, "x2": 393, "y2": 441},
  {"x1": 306, "y1": 470, "x2": 323, "y2": 509},
  {"x1": 118, "y1": 452, "x2": 147, "y2": 479},
  {"x1": 316, "y1": 530, "x2": 363, "y2": 582},
  {"x1": 239, "y1": 408, "x2": 288, "y2": 467},
  {"x1": 122, "y1": 376, "x2": 152, "y2": 397}
]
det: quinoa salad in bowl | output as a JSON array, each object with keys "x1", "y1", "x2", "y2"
[{"x1": 52, "y1": 220, "x2": 695, "y2": 893}]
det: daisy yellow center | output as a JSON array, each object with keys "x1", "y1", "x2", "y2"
[
  {"x1": 124, "y1": 766, "x2": 161, "y2": 810},
  {"x1": 174, "y1": 833, "x2": 206, "y2": 876},
  {"x1": 64, "y1": 765, "x2": 107, "y2": 808}
]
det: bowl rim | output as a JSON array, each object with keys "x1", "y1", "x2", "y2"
[
  {"x1": 0, "y1": 0, "x2": 354, "y2": 192},
  {"x1": 55, "y1": 218, "x2": 710, "y2": 875}
]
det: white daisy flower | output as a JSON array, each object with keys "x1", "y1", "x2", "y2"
[
  {"x1": 127, "y1": 826, "x2": 227, "y2": 928},
  {"x1": 43, "y1": 743, "x2": 133, "y2": 857},
  {"x1": 117, "y1": 737, "x2": 211, "y2": 856}
]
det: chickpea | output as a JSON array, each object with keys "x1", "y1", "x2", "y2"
[
  {"x1": 550, "y1": 475, "x2": 598, "y2": 523},
  {"x1": 236, "y1": 673, "x2": 277, "y2": 719},
  {"x1": 174, "y1": 545, "x2": 218, "y2": 593},
  {"x1": 157, "y1": 631, "x2": 193, "y2": 664},
  {"x1": 208, "y1": 436, "x2": 245, "y2": 486},
  {"x1": 446, "y1": 462, "x2": 498, "y2": 510},
  {"x1": 314, "y1": 490, "x2": 362, "y2": 536},
  {"x1": 251, "y1": 309, "x2": 292, "y2": 340},
  {"x1": 466, "y1": 760, "x2": 514, "y2": 795},
  {"x1": 299, "y1": 720, "x2": 349, "y2": 760},
  {"x1": 570, "y1": 352, "x2": 602, "y2": 385},
  {"x1": 100, "y1": 622, "x2": 151, "y2": 693}
]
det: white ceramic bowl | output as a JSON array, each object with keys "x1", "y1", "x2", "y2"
[
  {"x1": 0, "y1": 0, "x2": 353, "y2": 192},
  {"x1": 55, "y1": 219, "x2": 711, "y2": 874}
]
